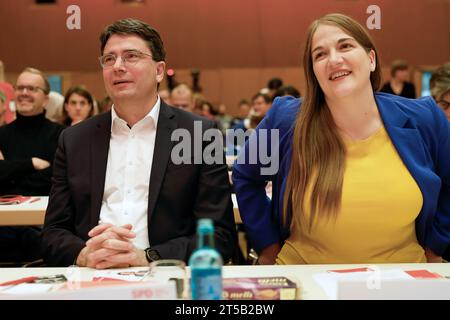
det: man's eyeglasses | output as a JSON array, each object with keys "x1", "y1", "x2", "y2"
[
  {"x1": 14, "y1": 85, "x2": 46, "y2": 93},
  {"x1": 99, "y1": 50, "x2": 153, "y2": 68},
  {"x1": 437, "y1": 99, "x2": 450, "y2": 110}
]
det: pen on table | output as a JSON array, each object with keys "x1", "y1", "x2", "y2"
[
  {"x1": 0, "y1": 276, "x2": 38, "y2": 286},
  {"x1": 140, "y1": 270, "x2": 151, "y2": 282},
  {"x1": 29, "y1": 197, "x2": 40, "y2": 204}
]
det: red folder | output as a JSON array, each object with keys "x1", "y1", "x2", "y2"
[{"x1": 0, "y1": 195, "x2": 31, "y2": 205}]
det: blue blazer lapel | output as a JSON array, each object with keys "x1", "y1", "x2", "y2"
[{"x1": 376, "y1": 94, "x2": 430, "y2": 171}]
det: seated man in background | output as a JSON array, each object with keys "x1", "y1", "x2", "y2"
[
  {"x1": 170, "y1": 83, "x2": 194, "y2": 112},
  {"x1": 227, "y1": 93, "x2": 272, "y2": 155},
  {"x1": 0, "y1": 67, "x2": 64, "y2": 263},
  {"x1": 42, "y1": 18, "x2": 236, "y2": 268}
]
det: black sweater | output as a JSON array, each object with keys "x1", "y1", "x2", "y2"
[
  {"x1": 380, "y1": 81, "x2": 416, "y2": 99},
  {"x1": 0, "y1": 112, "x2": 64, "y2": 196}
]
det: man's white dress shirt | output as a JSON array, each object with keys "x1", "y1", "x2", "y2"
[{"x1": 99, "y1": 97, "x2": 160, "y2": 249}]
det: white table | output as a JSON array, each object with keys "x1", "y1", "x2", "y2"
[
  {"x1": 0, "y1": 197, "x2": 48, "y2": 226},
  {"x1": 0, "y1": 263, "x2": 448, "y2": 300}
]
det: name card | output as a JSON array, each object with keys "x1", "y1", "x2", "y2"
[
  {"x1": 1, "y1": 281, "x2": 177, "y2": 300},
  {"x1": 337, "y1": 279, "x2": 450, "y2": 300}
]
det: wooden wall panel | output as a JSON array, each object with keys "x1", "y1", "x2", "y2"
[{"x1": 2, "y1": 0, "x2": 446, "y2": 116}]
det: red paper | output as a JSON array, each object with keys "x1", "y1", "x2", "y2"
[{"x1": 405, "y1": 270, "x2": 443, "y2": 279}]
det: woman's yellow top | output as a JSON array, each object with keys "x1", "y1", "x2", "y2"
[{"x1": 277, "y1": 126, "x2": 426, "y2": 264}]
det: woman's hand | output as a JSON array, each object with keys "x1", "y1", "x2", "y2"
[
  {"x1": 425, "y1": 247, "x2": 443, "y2": 263},
  {"x1": 256, "y1": 243, "x2": 281, "y2": 265}
]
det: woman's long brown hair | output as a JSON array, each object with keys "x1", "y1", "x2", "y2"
[{"x1": 282, "y1": 13, "x2": 382, "y2": 231}]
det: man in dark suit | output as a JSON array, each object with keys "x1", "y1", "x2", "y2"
[{"x1": 42, "y1": 18, "x2": 236, "y2": 268}]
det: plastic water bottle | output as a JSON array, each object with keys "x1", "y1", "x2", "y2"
[{"x1": 189, "y1": 218, "x2": 223, "y2": 300}]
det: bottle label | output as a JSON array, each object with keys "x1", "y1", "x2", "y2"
[{"x1": 191, "y1": 269, "x2": 222, "y2": 300}]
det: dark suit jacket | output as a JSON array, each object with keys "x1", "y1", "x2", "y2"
[{"x1": 42, "y1": 101, "x2": 237, "y2": 266}]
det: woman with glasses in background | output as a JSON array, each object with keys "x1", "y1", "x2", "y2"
[{"x1": 430, "y1": 63, "x2": 450, "y2": 122}]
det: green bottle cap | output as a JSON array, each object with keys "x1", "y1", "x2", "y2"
[{"x1": 197, "y1": 218, "x2": 214, "y2": 233}]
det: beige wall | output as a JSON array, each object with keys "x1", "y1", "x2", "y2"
[{"x1": 1, "y1": 0, "x2": 448, "y2": 71}]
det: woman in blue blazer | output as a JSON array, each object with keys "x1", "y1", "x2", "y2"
[{"x1": 232, "y1": 13, "x2": 450, "y2": 265}]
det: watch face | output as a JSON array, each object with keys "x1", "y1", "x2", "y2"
[
  {"x1": 146, "y1": 249, "x2": 160, "y2": 262},
  {"x1": 150, "y1": 252, "x2": 160, "y2": 260}
]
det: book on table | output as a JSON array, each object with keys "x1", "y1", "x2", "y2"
[{"x1": 222, "y1": 276, "x2": 299, "y2": 300}]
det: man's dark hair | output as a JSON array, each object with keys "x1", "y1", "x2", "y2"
[
  {"x1": 273, "y1": 85, "x2": 301, "y2": 100},
  {"x1": 252, "y1": 92, "x2": 272, "y2": 104},
  {"x1": 238, "y1": 99, "x2": 249, "y2": 106},
  {"x1": 267, "y1": 77, "x2": 283, "y2": 90},
  {"x1": 100, "y1": 18, "x2": 166, "y2": 62}
]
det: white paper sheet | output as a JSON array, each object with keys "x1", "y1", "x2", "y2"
[
  {"x1": 313, "y1": 269, "x2": 414, "y2": 300},
  {"x1": 92, "y1": 268, "x2": 150, "y2": 282},
  {"x1": 0, "y1": 283, "x2": 54, "y2": 295}
]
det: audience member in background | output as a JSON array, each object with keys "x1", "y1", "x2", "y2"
[
  {"x1": 170, "y1": 83, "x2": 194, "y2": 112},
  {"x1": 273, "y1": 85, "x2": 301, "y2": 99},
  {"x1": 232, "y1": 93, "x2": 272, "y2": 132},
  {"x1": 227, "y1": 93, "x2": 272, "y2": 155},
  {"x1": 267, "y1": 77, "x2": 284, "y2": 99},
  {"x1": 380, "y1": 59, "x2": 416, "y2": 98},
  {"x1": 62, "y1": 86, "x2": 95, "y2": 126},
  {"x1": 230, "y1": 99, "x2": 250, "y2": 128},
  {"x1": 216, "y1": 103, "x2": 232, "y2": 133},
  {"x1": 42, "y1": 18, "x2": 236, "y2": 268},
  {"x1": 99, "y1": 95, "x2": 113, "y2": 113},
  {"x1": 45, "y1": 91, "x2": 64, "y2": 124},
  {"x1": 158, "y1": 88, "x2": 171, "y2": 105},
  {"x1": 0, "y1": 90, "x2": 6, "y2": 127},
  {"x1": 192, "y1": 93, "x2": 207, "y2": 116},
  {"x1": 200, "y1": 100, "x2": 224, "y2": 133},
  {"x1": 0, "y1": 67, "x2": 64, "y2": 264},
  {"x1": 201, "y1": 101, "x2": 218, "y2": 120},
  {"x1": 251, "y1": 92, "x2": 272, "y2": 120},
  {"x1": 233, "y1": 13, "x2": 449, "y2": 265},
  {"x1": 430, "y1": 62, "x2": 450, "y2": 122},
  {"x1": 8, "y1": 90, "x2": 65, "y2": 124},
  {"x1": 0, "y1": 61, "x2": 16, "y2": 124}
]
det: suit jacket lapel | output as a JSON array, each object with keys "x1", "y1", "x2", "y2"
[
  {"x1": 90, "y1": 112, "x2": 112, "y2": 227},
  {"x1": 147, "y1": 101, "x2": 176, "y2": 224}
]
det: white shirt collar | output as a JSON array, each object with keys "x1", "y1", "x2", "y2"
[{"x1": 110, "y1": 96, "x2": 161, "y2": 132}]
